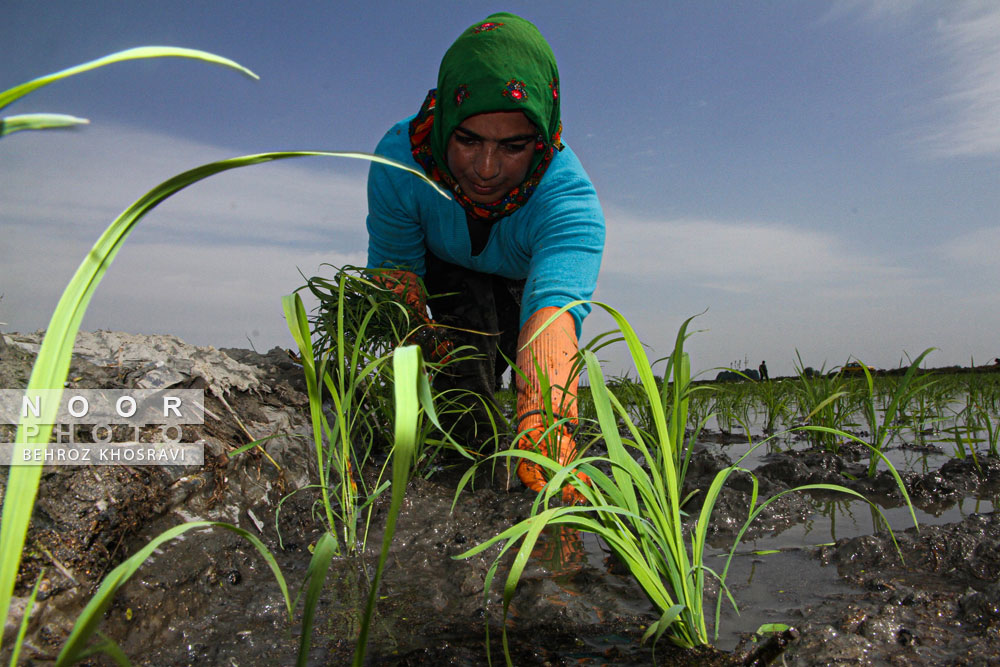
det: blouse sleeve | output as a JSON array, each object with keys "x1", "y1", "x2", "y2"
[
  {"x1": 366, "y1": 128, "x2": 428, "y2": 275},
  {"x1": 520, "y1": 154, "x2": 605, "y2": 337}
]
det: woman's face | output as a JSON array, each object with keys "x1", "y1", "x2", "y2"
[{"x1": 446, "y1": 111, "x2": 537, "y2": 204}]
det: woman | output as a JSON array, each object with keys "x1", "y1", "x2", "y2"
[{"x1": 366, "y1": 13, "x2": 604, "y2": 502}]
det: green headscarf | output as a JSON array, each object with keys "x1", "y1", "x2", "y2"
[{"x1": 409, "y1": 13, "x2": 564, "y2": 221}]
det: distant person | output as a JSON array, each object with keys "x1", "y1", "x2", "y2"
[
  {"x1": 365, "y1": 14, "x2": 604, "y2": 502},
  {"x1": 759, "y1": 360, "x2": 769, "y2": 381}
]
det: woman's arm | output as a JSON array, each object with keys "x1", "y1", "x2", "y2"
[{"x1": 514, "y1": 306, "x2": 590, "y2": 503}]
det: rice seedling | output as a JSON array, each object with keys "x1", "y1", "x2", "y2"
[
  {"x1": 711, "y1": 385, "x2": 738, "y2": 435},
  {"x1": 946, "y1": 367, "x2": 1000, "y2": 459},
  {"x1": 756, "y1": 377, "x2": 793, "y2": 434},
  {"x1": 792, "y1": 354, "x2": 849, "y2": 452},
  {"x1": 283, "y1": 295, "x2": 433, "y2": 664},
  {"x1": 353, "y1": 343, "x2": 437, "y2": 666},
  {"x1": 851, "y1": 350, "x2": 935, "y2": 477},
  {"x1": 456, "y1": 306, "x2": 917, "y2": 662},
  {"x1": 300, "y1": 266, "x2": 487, "y2": 479},
  {"x1": 685, "y1": 388, "x2": 714, "y2": 433},
  {"x1": 973, "y1": 402, "x2": 1000, "y2": 458},
  {"x1": 709, "y1": 381, "x2": 757, "y2": 436},
  {"x1": 284, "y1": 274, "x2": 473, "y2": 555}
]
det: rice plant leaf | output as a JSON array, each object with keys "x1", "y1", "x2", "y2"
[
  {"x1": 0, "y1": 46, "x2": 258, "y2": 112},
  {"x1": 642, "y1": 604, "x2": 687, "y2": 645},
  {"x1": 0, "y1": 150, "x2": 450, "y2": 649},
  {"x1": 498, "y1": 507, "x2": 573, "y2": 664},
  {"x1": 296, "y1": 531, "x2": 337, "y2": 667},
  {"x1": 583, "y1": 350, "x2": 640, "y2": 514},
  {"x1": 800, "y1": 424, "x2": 919, "y2": 531},
  {"x1": 0, "y1": 113, "x2": 89, "y2": 136},
  {"x1": 283, "y1": 292, "x2": 338, "y2": 535},
  {"x1": 802, "y1": 391, "x2": 848, "y2": 423},
  {"x1": 757, "y1": 623, "x2": 790, "y2": 634},
  {"x1": 8, "y1": 571, "x2": 44, "y2": 667},
  {"x1": 71, "y1": 633, "x2": 130, "y2": 666},
  {"x1": 56, "y1": 521, "x2": 290, "y2": 666},
  {"x1": 353, "y1": 345, "x2": 421, "y2": 666}
]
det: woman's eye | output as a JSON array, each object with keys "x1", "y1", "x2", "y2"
[
  {"x1": 456, "y1": 135, "x2": 478, "y2": 146},
  {"x1": 501, "y1": 143, "x2": 529, "y2": 154}
]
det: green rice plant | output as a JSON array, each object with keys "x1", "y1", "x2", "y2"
[
  {"x1": 353, "y1": 343, "x2": 433, "y2": 666},
  {"x1": 792, "y1": 353, "x2": 848, "y2": 451},
  {"x1": 710, "y1": 384, "x2": 737, "y2": 434},
  {"x1": 0, "y1": 47, "x2": 257, "y2": 138},
  {"x1": 709, "y1": 380, "x2": 756, "y2": 435},
  {"x1": 456, "y1": 307, "x2": 916, "y2": 660},
  {"x1": 973, "y1": 403, "x2": 1000, "y2": 457},
  {"x1": 457, "y1": 308, "x2": 714, "y2": 655},
  {"x1": 275, "y1": 320, "x2": 430, "y2": 666},
  {"x1": 903, "y1": 378, "x2": 946, "y2": 439},
  {"x1": 300, "y1": 266, "x2": 485, "y2": 477},
  {"x1": 685, "y1": 388, "x2": 713, "y2": 433},
  {"x1": 940, "y1": 391, "x2": 986, "y2": 473},
  {"x1": 952, "y1": 366, "x2": 1000, "y2": 458},
  {"x1": 852, "y1": 350, "x2": 935, "y2": 476},
  {"x1": 979, "y1": 374, "x2": 1000, "y2": 414},
  {"x1": 284, "y1": 284, "x2": 468, "y2": 554},
  {"x1": 756, "y1": 377, "x2": 793, "y2": 433}
]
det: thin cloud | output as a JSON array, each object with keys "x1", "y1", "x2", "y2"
[
  {"x1": 82, "y1": 243, "x2": 367, "y2": 349},
  {"x1": 1, "y1": 124, "x2": 371, "y2": 247},
  {"x1": 0, "y1": 123, "x2": 373, "y2": 347},
  {"x1": 601, "y1": 208, "x2": 912, "y2": 299},
  {"x1": 821, "y1": 1, "x2": 1000, "y2": 159},
  {"x1": 927, "y1": 4, "x2": 1000, "y2": 157},
  {"x1": 819, "y1": 0, "x2": 922, "y2": 24},
  {"x1": 941, "y1": 226, "x2": 1000, "y2": 267}
]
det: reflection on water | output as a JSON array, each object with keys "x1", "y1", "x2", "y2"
[
  {"x1": 740, "y1": 494, "x2": 996, "y2": 552},
  {"x1": 531, "y1": 524, "x2": 588, "y2": 581}
]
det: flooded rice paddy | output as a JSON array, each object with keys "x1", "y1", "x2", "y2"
[{"x1": 3, "y1": 334, "x2": 1000, "y2": 665}]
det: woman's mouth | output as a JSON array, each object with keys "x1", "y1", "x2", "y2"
[{"x1": 469, "y1": 182, "x2": 497, "y2": 196}]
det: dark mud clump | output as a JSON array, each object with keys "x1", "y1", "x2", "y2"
[{"x1": 778, "y1": 512, "x2": 1000, "y2": 665}]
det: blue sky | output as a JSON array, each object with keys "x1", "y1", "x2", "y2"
[{"x1": 2, "y1": 1, "x2": 999, "y2": 378}]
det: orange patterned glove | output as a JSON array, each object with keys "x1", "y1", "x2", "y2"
[
  {"x1": 379, "y1": 269, "x2": 453, "y2": 362},
  {"x1": 515, "y1": 307, "x2": 590, "y2": 504}
]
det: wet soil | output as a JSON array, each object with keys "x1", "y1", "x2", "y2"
[{"x1": 3, "y1": 332, "x2": 1000, "y2": 665}]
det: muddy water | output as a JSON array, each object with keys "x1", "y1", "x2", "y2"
[{"x1": 4, "y1": 336, "x2": 1000, "y2": 665}]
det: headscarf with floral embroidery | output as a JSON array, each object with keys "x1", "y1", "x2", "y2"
[{"x1": 409, "y1": 12, "x2": 564, "y2": 221}]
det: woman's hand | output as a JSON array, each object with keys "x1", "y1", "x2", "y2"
[{"x1": 516, "y1": 424, "x2": 589, "y2": 504}]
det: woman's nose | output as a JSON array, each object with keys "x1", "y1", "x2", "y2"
[{"x1": 474, "y1": 145, "x2": 501, "y2": 180}]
